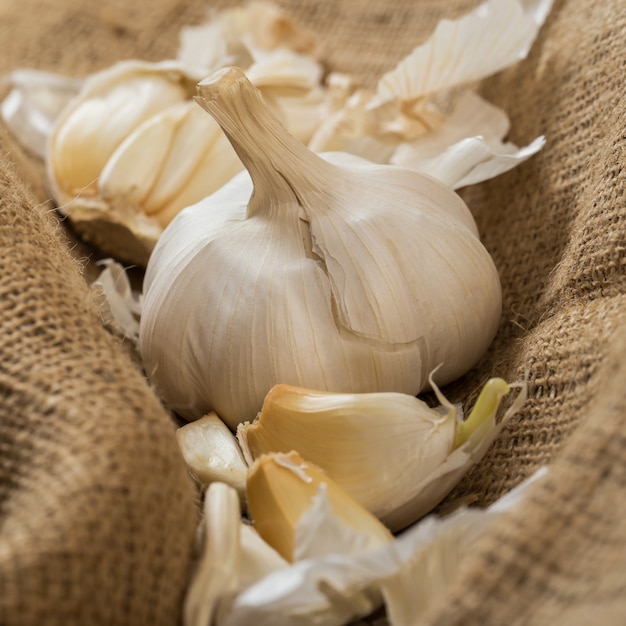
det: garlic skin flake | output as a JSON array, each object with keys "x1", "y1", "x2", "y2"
[
  {"x1": 139, "y1": 67, "x2": 502, "y2": 428},
  {"x1": 0, "y1": 69, "x2": 82, "y2": 158},
  {"x1": 90, "y1": 258, "x2": 143, "y2": 344},
  {"x1": 217, "y1": 468, "x2": 547, "y2": 626},
  {"x1": 310, "y1": 0, "x2": 552, "y2": 187}
]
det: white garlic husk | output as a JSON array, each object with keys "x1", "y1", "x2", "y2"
[
  {"x1": 139, "y1": 67, "x2": 502, "y2": 428},
  {"x1": 217, "y1": 468, "x2": 547, "y2": 626}
]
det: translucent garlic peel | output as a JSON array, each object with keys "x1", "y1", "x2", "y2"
[
  {"x1": 139, "y1": 67, "x2": 502, "y2": 428},
  {"x1": 218, "y1": 467, "x2": 547, "y2": 626},
  {"x1": 0, "y1": 69, "x2": 82, "y2": 158},
  {"x1": 90, "y1": 259, "x2": 142, "y2": 343},
  {"x1": 377, "y1": 0, "x2": 554, "y2": 101}
]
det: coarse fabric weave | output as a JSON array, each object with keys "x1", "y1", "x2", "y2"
[{"x1": 1, "y1": 0, "x2": 624, "y2": 625}]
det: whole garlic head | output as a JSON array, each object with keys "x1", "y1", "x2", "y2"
[{"x1": 139, "y1": 67, "x2": 502, "y2": 428}]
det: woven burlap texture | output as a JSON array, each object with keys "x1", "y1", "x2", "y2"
[{"x1": 1, "y1": 0, "x2": 624, "y2": 625}]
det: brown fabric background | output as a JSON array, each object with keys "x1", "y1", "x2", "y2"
[{"x1": 1, "y1": 0, "x2": 624, "y2": 624}]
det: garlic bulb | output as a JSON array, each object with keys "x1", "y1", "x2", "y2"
[
  {"x1": 139, "y1": 67, "x2": 502, "y2": 428},
  {"x1": 47, "y1": 60, "x2": 221, "y2": 265}
]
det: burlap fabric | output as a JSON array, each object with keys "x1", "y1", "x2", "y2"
[{"x1": 1, "y1": 0, "x2": 624, "y2": 624}]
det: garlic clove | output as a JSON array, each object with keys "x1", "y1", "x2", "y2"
[
  {"x1": 239, "y1": 376, "x2": 518, "y2": 531},
  {"x1": 149, "y1": 125, "x2": 244, "y2": 228},
  {"x1": 176, "y1": 413, "x2": 248, "y2": 504},
  {"x1": 98, "y1": 103, "x2": 185, "y2": 212},
  {"x1": 246, "y1": 451, "x2": 393, "y2": 562},
  {"x1": 183, "y1": 482, "x2": 241, "y2": 626},
  {"x1": 141, "y1": 102, "x2": 231, "y2": 220},
  {"x1": 50, "y1": 61, "x2": 190, "y2": 198},
  {"x1": 382, "y1": 378, "x2": 527, "y2": 530},
  {"x1": 238, "y1": 383, "x2": 458, "y2": 522}
]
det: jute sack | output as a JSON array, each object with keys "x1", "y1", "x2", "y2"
[{"x1": 1, "y1": 0, "x2": 625, "y2": 624}]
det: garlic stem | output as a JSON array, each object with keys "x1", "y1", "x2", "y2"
[
  {"x1": 195, "y1": 67, "x2": 334, "y2": 217},
  {"x1": 454, "y1": 377, "x2": 509, "y2": 448}
]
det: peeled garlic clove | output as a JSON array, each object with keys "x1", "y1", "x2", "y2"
[
  {"x1": 176, "y1": 413, "x2": 248, "y2": 504},
  {"x1": 247, "y1": 451, "x2": 393, "y2": 562},
  {"x1": 239, "y1": 376, "x2": 514, "y2": 530},
  {"x1": 139, "y1": 67, "x2": 501, "y2": 429}
]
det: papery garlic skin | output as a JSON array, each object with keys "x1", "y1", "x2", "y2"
[{"x1": 139, "y1": 67, "x2": 502, "y2": 428}]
